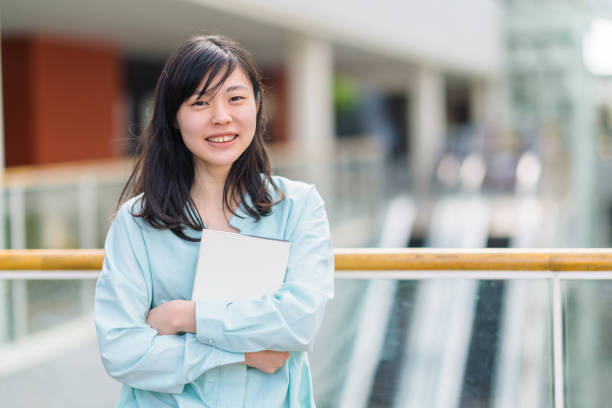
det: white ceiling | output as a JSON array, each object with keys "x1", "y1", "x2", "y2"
[
  {"x1": 0, "y1": 0, "x2": 493, "y2": 89},
  {"x1": 1, "y1": 0, "x2": 289, "y2": 64}
]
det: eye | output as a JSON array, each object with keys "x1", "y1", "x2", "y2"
[
  {"x1": 192, "y1": 100, "x2": 208, "y2": 107},
  {"x1": 229, "y1": 96, "x2": 245, "y2": 103}
]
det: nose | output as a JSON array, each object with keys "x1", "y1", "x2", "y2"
[{"x1": 210, "y1": 102, "x2": 231, "y2": 125}]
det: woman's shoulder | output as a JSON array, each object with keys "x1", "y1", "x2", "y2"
[
  {"x1": 113, "y1": 193, "x2": 146, "y2": 229},
  {"x1": 265, "y1": 175, "x2": 328, "y2": 241},
  {"x1": 268, "y1": 175, "x2": 316, "y2": 201},
  {"x1": 267, "y1": 175, "x2": 325, "y2": 219}
]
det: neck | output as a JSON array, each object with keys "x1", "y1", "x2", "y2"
[{"x1": 191, "y1": 160, "x2": 232, "y2": 209}]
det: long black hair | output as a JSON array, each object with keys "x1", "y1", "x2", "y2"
[{"x1": 118, "y1": 35, "x2": 283, "y2": 241}]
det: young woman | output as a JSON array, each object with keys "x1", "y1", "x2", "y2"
[{"x1": 94, "y1": 35, "x2": 334, "y2": 407}]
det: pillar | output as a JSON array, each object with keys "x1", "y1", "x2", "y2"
[
  {"x1": 287, "y1": 34, "x2": 334, "y2": 197},
  {"x1": 409, "y1": 67, "x2": 446, "y2": 198}
]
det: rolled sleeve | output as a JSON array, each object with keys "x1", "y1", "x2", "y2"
[
  {"x1": 195, "y1": 187, "x2": 334, "y2": 353},
  {"x1": 95, "y1": 203, "x2": 244, "y2": 393}
]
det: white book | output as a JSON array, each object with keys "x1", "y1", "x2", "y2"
[{"x1": 191, "y1": 229, "x2": 291, "y2": 302}]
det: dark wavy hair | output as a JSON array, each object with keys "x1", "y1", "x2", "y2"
[{"x1": 118, "y1": 35, "x2": 284, "y2": 241}]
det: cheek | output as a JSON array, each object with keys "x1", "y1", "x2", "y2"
[
  {"x1": 177, "y1": 112, "x2": 206, "y2": 137},
  {"x1": 236, "y1": 107, "x2": 258, "y2": 136}
]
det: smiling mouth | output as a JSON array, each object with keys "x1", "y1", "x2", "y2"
[{"x1": 206, "y1": 134, "x2": 238, "y2": 143}]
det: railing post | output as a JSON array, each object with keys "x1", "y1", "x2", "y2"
[
  {"x1": 9, "y1": 184, "x2": 25, "y2": 251},
  {"x1": 77, "y1": 176, "x2": 97, "y2": 249},
  {"x1": 78, "y1": 176, "x2": 98, "y2": 314},
  {"x1": 9, "y1": 184, "x2": 27, "y2": 339},
  {"x1": 0, "y1": 188, "x2": 8, "y2": 344},
  {"x1": 552, "y1": 273, "x2": 565, "y2": 408}
]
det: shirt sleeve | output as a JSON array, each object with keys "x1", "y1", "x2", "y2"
[
  {"x1": 195, "y1": 186, "x2": 335, "y2": 352},
  {"x1": 94, "y1": 204, "x2": 244, "y2": 394}
]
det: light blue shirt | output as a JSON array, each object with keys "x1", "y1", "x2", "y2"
[{"x1": 94, "y1": 176, "x2": 334, "y2": 407}]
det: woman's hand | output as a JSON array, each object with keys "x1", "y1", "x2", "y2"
[
  {"x1": 243, "y1": 350, "x2": 290, "y2": 374},
  {"x1": 146, "y1": 300, "x2": 196, "y2": 335}
]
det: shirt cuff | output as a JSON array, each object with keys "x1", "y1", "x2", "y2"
[
  {"x1": 184, "y1": 333, "x2": 245, "y2": 382},
  {"x1": 195, "y1": 299, "x2": 229, "y2": 347}
]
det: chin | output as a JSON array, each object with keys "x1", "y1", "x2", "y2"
[{"x1": 202, "y1": 156, "x2": 241, "y2": 168}]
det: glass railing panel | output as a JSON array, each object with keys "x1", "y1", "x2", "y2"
[
  {"x1": 23, "y1": 185, "x2": 80, "y2": 249},
  {"x1": 0, "y1": 281, "x2": 13, "y2": 345},
  {"x1": 1, "y1": 189, "x2": 8, "y2": 249},
  {"x1": 1, "y1": 272, "x2": 558, "y2": 408},
  {"x1": 10, "y1": 185, "x2": 97, "y2": 341},
  {"x1": 311, "y1": 278, "x2": 554, "y2": 408},
  {"x1": 310, "y1": 279, "x2": 372, "y2": 407},
  {"x1": 274, "y1": 158, "x2": 399, "y2": 227},
  {"x1": 26, "y1": 279, "x2": 87, "y2": 333},
  {"x1": 564, "y1": 279, "x2": 612, "y2": 408},
  {"x1": 3, "y1": 158, "x2": 402, "y2": 252},
  {"x1": 0, "y1": 284, "x2": 120, "y2": 408},
  {"x1": 95, "y1": 181, "x2": 124, "y2": 247},
  {"x1": 1, "y1": 277, "x2": 96, "y2": 343}
]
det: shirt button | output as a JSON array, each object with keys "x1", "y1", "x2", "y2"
[{"x1": 208, "y1": 339, "x2": 213, "y2": 344}]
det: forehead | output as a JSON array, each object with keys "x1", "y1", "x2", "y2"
[{"x1": 195, "y1": 66, "x2": 252, "y2": 95}]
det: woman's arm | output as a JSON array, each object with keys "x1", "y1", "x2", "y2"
[
  {"x1": 148, "y1": 187, "x2": 334, "y2": 353},
  {"x1": 94, "y1": 205, "x2": 245, "y2": 394},
  {"x1": 144, "y1": 302, "x2": 291, "y2": 374}
]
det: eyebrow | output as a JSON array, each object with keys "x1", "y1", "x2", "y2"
[{"x1": 193, "y1": 84, "x2": 250, "y2": 97}]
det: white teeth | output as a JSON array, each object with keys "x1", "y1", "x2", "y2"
[{"x1": 208, "y1": 134, "x2": 237, "y2": 143}]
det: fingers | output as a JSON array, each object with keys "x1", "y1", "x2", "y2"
[
  {"x1": 155, "y1": 329, "x2": 177, "y2": 336},
  {"x1": 244, "y1": 350, "x2": 291, "y2": 374},
  {"x1": 264, "y1": 351, "x2": 290, "y2": 374}
]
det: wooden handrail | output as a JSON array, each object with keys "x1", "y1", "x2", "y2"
[
  {"x1": 0, "y1": 249, "x2": 105, "y2": 270},
  {"x1": 333, "y1": 248, "x2": 612, "y2": 271},
  {"x1": 2, "y1": 249, "x2": 612, "y2": 271}
]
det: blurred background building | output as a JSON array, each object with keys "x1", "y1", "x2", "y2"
[{"x1": 1, "y1": 0, "x2": 612, "y2": 407}]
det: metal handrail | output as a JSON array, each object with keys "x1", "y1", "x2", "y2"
[{"x1": 2, "y1": 248, "x2": 612, "y2": 271}]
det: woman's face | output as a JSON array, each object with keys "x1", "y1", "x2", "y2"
[{"x1": 176, "y1": 66, "x2": 257, "y2": 173}]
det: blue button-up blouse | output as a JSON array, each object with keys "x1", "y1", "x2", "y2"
[{"x1": 94, "y1": 176, "x2": 334, "y2": 407}]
